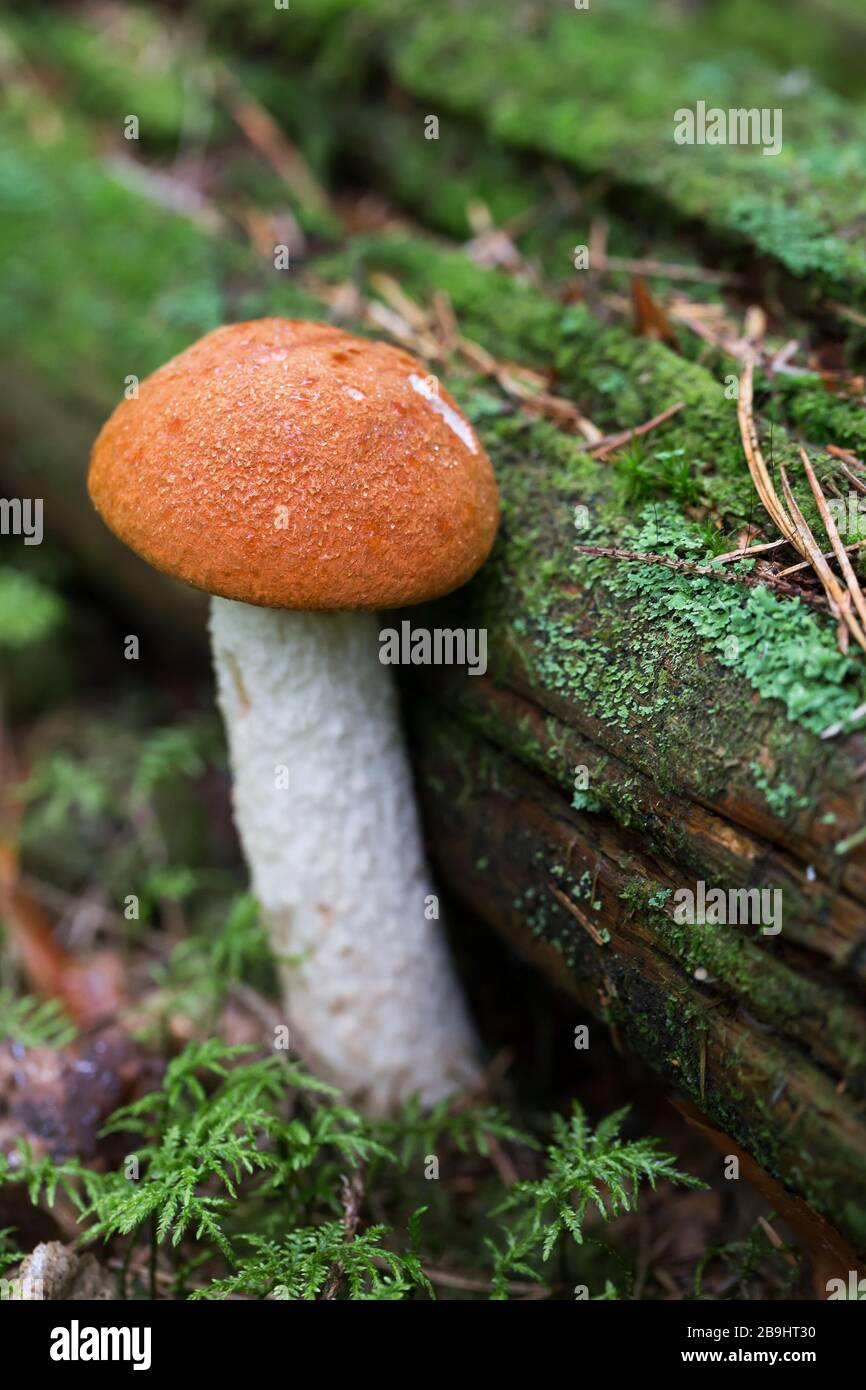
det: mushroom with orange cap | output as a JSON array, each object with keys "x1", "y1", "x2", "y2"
[{"x1": 88, "y1": 318, "x2": 499, "y2": 1113}]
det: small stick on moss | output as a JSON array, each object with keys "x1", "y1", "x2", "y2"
[
  {"x1": 322, "y1": 1171, "x2": 364, "y2": 1301},
  {"x1": 589, "y1": 399, "x2": 686, "y2": 461},
  {"x1": 826, "y1": 301, "x2": 866, "y2": 330},
  {"x1": 777, "y1": 540, "x2": 866, "y2": 578},
  {"x1": 714, "y1": 536, "x2": 789, "y2": 564},
  {"x1": 837, "y1": 461, "x2": 866, "y2": 498},
  {"x1": 456, "y1": 334, "x2": 604, "y2": 443},
  {"x1": 592, "y1": 254, "x2": 742, "y2": 286},
  {"x1": 421, "y1": 1266, "x2": 550, "y2": 1295},
  {"x1": 573, "y1": 544, "x2": 828, "y2": 606},
  {"x1": 827, "y1": 445, "x2": 864, "y2": 469},
  {"x1": 757, "y1": 1216, "x2": 799, "y2": 1268},
  {"x1": 548, "y1": 883, "x2": 607, "y2": 946},
  {"x1": 215, "y1": 62, "x2": 333, "y2": 218}
]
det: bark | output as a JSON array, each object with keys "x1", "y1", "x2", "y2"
[{"x1": 411, "y1": 705, "x2": 866, "y2": 1253}]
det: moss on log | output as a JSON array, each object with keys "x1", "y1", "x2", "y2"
[
  {"x1": 412, "y1": 710, "x2": 866, "y2": 1253},
  {"x1": 202, "y1": 0, "x2": 866, "y2": 309}
]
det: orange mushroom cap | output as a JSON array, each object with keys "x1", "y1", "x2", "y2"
[{"x1": 88, "y1": 318, "x2": 500, "y2": 610}]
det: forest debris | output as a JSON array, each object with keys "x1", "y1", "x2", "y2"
[
  {"x1": 744, "y1": 304, "x2": 767, "y2": 349},
  {"x1": 548, "y1": 883, "x2": 607, "y2": 946},
  {"x1": 463, "y1": 200, "x2": 540, "y2": 278},
  {"x1": 421, "y1": 1265, "x2": 548, "y2": 1296},
  {"x1": 769, "y1": 339, "x2": 801, "y2": 374},
  {"x1": 589, "y1": 400, "x2": 686, "y2": 461},
  {"x1": 455, "y1": 334, "x2": 604, "y2": 442},
  {"x1": 673, "y1": 1099, "x2": 864, "y2": 1297},
  {"x1": 665, "y1": 295, "x2": 812, "y2": 379},
  {"x1": 806, "y1": 348, "x2": 866, "y2": 400},
  {"x1": 834, "y1": 824, "x2": 866, "y2": 857},
  {"x1": 214, "y1": 62, "x2": 333, "y2": 217},
  {"x1": 9, "y1": 1241, "x2": 118, "y2": 1300},
  {"x1": 631, "y1": 276, "x2": 678, "y2": 347},
  {"x1": 589, "y1": 216, "x2": 609, "y2": 276},
  {"x1": 234, "y1": 204, "x2": 305, "y2": 264},
  {"x1": 0, "y1": 1026, "x2": 158, "y2": 1162},
  {"x1": 827, "y1": 444, "x2": 864, "y2": 470},
  {"x1": 776, "y1": 540, "x2": 866, "y2": 577},
  {"x1": 574, "y1": 545, "x2": 829, "y2": 607},
  {"x1": 799, "y1": 447, "x2": 866, "y2": 632},
  {"x1": 103, "y1": 156, "x2": 226, "y2": 234},
  {"x1": 322, "y1": 1171, "x2": 364, "y2": 1300},
  {"x1": 835, "y1": 460, "x2": 866, "y2": 497},
  {"x1": 757, "y1": 1216, "x2": 798, "y2": 1268},
  {"x1": 315, "y1": 273, "x2": 606, "y2": 443},
  {"x1": 432, "y1": 290, "x2": 459, "y2": 357},
  {"x1": 365, "y1": 298, "x2": 442, "y2": 359},
  {"x1": 368, "y1": 272, "x2": 433, "y2": 333},
  {"x1": 668, "y1": 296, "x2": 749, "y2": 362},
  {"x1": 778, "y1": 463, "x2": 866, "y2": 652},
  {"x1": 828, "y1": 453, "x2": 866, "y2": 497},
  {"x1": 826, "y1": 300, "x2": 866, "y2": 330},
  {"x1": 737, "y1": 362, "x2": 866, "y2": 652},
  {"x1": 593, "y1": 254, "x2": 741, "y2": 285},
  {"x1": 0, "y1": 844, "x2": 122, "y2": 1027},
  {"x1": 714, "y1": 537, "x2": 789, "y2": 564},
  {"x1": 821, "y1": 700, "x2": 866, "y2": 741},
  {"x1": 493, "y1": 369, "x2": 603, "y2": 442}
]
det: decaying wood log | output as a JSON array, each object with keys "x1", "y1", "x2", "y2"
[{"x1": 411, "y1": 707, "x2": 866, "y2": 1254}]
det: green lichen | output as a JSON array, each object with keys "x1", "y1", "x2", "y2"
[{"x1": 579, "y1": 506, "x2": 861, "y2": 740}]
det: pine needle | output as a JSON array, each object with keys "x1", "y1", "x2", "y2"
[
  {"x1": 574, "y1": 544, "x2": 828, "y2": 606},
  {"x1": 799, "y1": 447, "x2": 866, "y2": 633},
  {"x1": 737, "y1": 363, "x2": 866, "y2": 653}
]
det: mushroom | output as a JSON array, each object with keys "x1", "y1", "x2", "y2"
[{"x1": 88, "y1": 318, "x2": 499, "y2": 1113}]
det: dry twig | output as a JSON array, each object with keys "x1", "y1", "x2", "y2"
[
  {"x1": 589, "y1": 400, "x2": 686, "y2": 460},
  {"x1": 574, "y1": 544, "x2": 828, "y2": 607}
]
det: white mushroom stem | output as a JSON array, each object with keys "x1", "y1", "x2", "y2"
[{"x1": 209, "y1": 596, "x2": 480, "y2": 1114}]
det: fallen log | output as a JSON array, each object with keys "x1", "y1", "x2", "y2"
[
  {"x1": 200, "y1": 0, "x2": 866, "y2": 311},
  {"x1": 411, "y1": 707, "x2": 866, "y2": 1254}
]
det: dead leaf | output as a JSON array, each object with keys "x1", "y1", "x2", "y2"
[{"x1": 631, "y1": 276, "x2": 678, "y2": 347}]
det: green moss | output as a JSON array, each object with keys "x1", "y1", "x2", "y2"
[
  {"x1": 332, "y1": 232, "x2": 858, "y2": 535},
  {"x1": 618, "y1": 879, "x2": 866, "y2": 1077},
  {"x1": 7, "y1": 9, "x2": 202, "y2": 145},
  {"x1": 748, "y1": 762, "x2": 812, "y2": 818},
  {"x1": 579, "y1": 506, "x2": 860, "y2": 740},
  {"x1": 0, "y1": 570, "x2": 65, "y2": 648},
  {"x1": 0, "y1": 99, "x2": 323, "y2": 409},
  {"x1": 384, "y1": 0, "x2": 866, "y2": 306}
]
